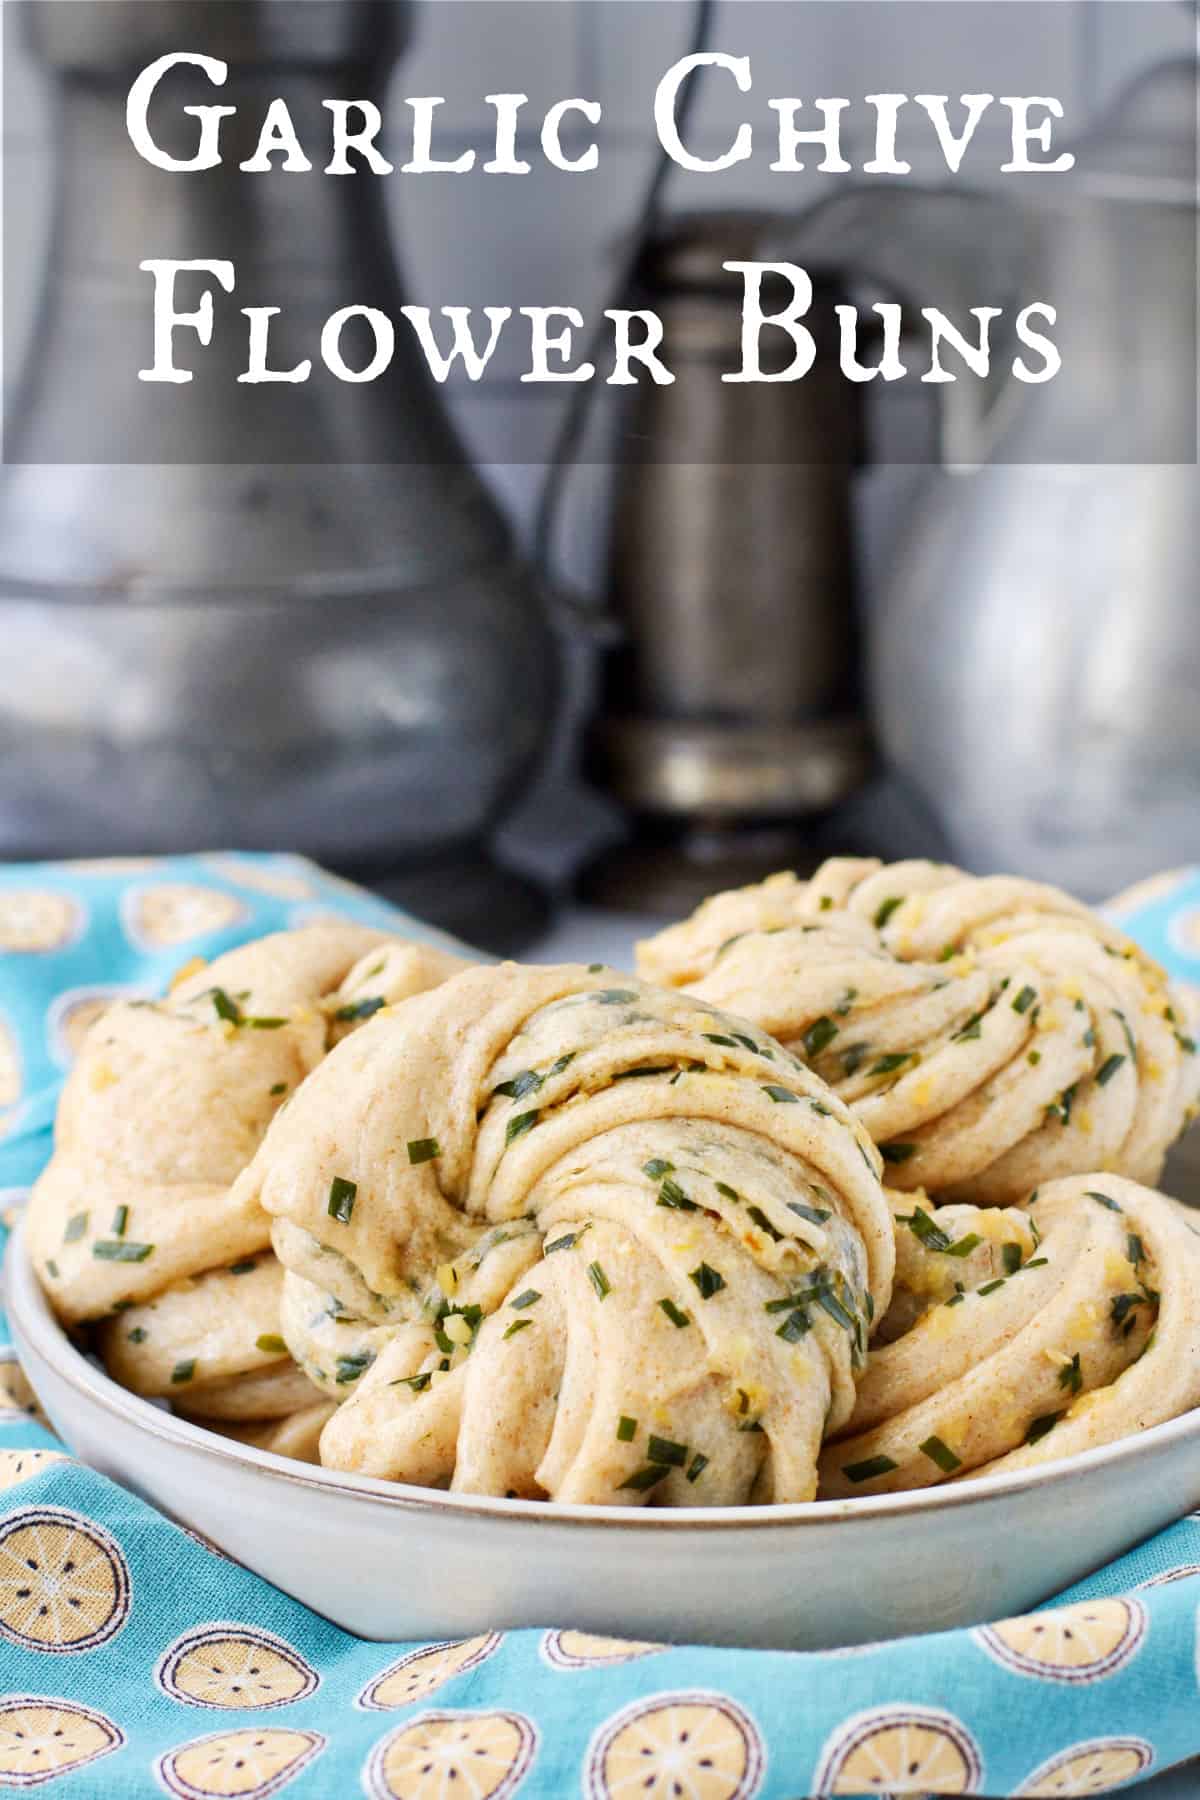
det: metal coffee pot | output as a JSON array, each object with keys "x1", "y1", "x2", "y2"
[
  {"x1": 796, "y1": 59, "x2": 1199, "y2": 899},
  {"x1": 0, "y1": 0, "x2": 555, "y2": 943}
]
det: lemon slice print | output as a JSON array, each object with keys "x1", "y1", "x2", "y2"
[
  {"x1": 584, "y1": 1691, "x2": 765, "y2": 1800},
  {"x1": 358, "y1": 1633, "x2": 503, "y2": 1709},
  {"x1": 1140, "y1": 1564, "x2": 1200, "y2": 1589},
  {"x1": 813, "y1": 1704, "x2": 983, "y2": 1795},
  {"x1": 364, "y1": 1708, "x2": 538, "y2": 1800},
  {"x1": 157, "y1": 1624, "x2": 320, "y2": 1710},
  {"x1": 0, "y1": 1362, "x2": 48, "y2": 1429},
  {"x1": 0, "y1": 1451, "x2": 68, "y2": 1493},
  {"x1": 0, "y1": 892, "x2": 82, "y2": 954},
  {"x1": 0, "y1": 1506, "x2": 131, "y2": 1653},
  {"x1": 542, "y1": 1630, "x2": 664, "y2": 1671},
  {"x1": 204, "y1": 858, "x2": 313, "y2": 902},
  {"x1": 0, "y1": 1694, "x2": 124, "y2": 1788},
  {"x1": 124, "y1": 884, "x2": 247, "y2": 951},
  {"x1": 976, "y1": 1598, "x2": 1146, "y2": 1683},
  {"x1": 156, "y1": 1726, "x2": 325, "y2": 1799},
  {"x1": 1017, "y1": 1737, "x2": 1154, "y2": 1796}
]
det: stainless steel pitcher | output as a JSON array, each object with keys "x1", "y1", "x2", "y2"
[
  {"x1": 792, "y1": 58, "x2": 1199, "y2": 899},
  {"x1": 0, "y1": 0, "x2": 555, "y2": 939}
]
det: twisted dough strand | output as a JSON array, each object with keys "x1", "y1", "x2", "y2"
[
  {"x1": 241, "y1": 963, "x2": 893, "y2": 1506},
  {"x1": 819, "y1": 1174, "x2": 1200, "y2": 1497},
  {"x1": 639, "y1": 860, "x2": 1200, "y2": 1205},
  {"x1": 28, "y1": 924, "x2": 467, "y2": 1438}
]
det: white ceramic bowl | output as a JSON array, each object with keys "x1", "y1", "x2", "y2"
[{"x1": 8, "y1": 1220, "x2": 1200, "y2": 1650}]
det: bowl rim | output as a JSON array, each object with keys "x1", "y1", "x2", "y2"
[{"x1": 10, "y1": 1217, "x2": 1200, "y2": 1535}]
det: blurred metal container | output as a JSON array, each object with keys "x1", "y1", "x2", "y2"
[
  {"x1": 586, "y1": 213, "x2": 873, "y2": 909},
  {"x1": 0, "y1": 0, "x2": 555, "y2": 940}
]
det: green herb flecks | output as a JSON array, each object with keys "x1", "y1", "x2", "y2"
[
  {"x1": 93, "y1": 1240, "x2": 153, "y2": 1263},
  {"x1": 256, "y1": 1334, "x2": 287, "y2": 1354},
  {"x1": 842, "y1": 1454, "x2": 899, "y2": 1483},
  {"x1": 762, "y1": 1085, "x2": 800, "y2": 1105},
  {"x1": 689, "y1": 1263, "x2": 726, "y2": 1300},
  {"x1": 328, "y1": 1177, "x2": 357, "y2": 1224},
  {"x1": 881, "y1": 1143, "x2": 917, "y2": 1165},
  {"x1": 587, "y1": 1262, "x2": 611, "y2": 1300},
  {"x1": 658, "y1": 1298, "x2": 691, "y2": 1329},
  {"x1": 510, "y1": 1289, "x2": 542, "y2": 1311},
  {"x1": 616, "y1": 1415, "x2": 637, "y2": 1443},
  {"x1": 1025, "y1": 1411, "x2": 1064, "y2": 1445},
  {"x1": 647, "y1": 1435, "x2": 689, "y2": 1468},
  {"x1": 617, "y1": 1464, "x2": 670, "y2": 1492},
  {"x1": 1095, "y1": 1053, "x2": 1127, "y2": 1087},
  {"x1": 407, "y1": 1138, "x2": 440, "y2": 1165},
  {"x1": 687, "y1": 1453, "x2": 709, "y2": 1483},
  {"x1": 1012, "y1": 985, "x2": 1038, "y2": 1015},
  {"x1": 63, "y1": 1212, "x2": 88, "y2": 1245},
  {"x1": 802, "y1": 1017, "x2": 839, "y2": 1059},
  {"x1": 335, "y1": 1350, "x2": 376, "y2": 1386},
  {"x1": 502, "y1": 1318, "x2": 533, "y2": 1340},
  {"x1": 874, "y1": 897, "x2": 904, "y2": 930},
  {"x1": 335, "y1": 996, "x2": 385, "y2": 1022},
  {"x1": 170, "y1": 1359, "x2": 196, "y2": 1385},
  {"x1": 1058, "y1": 1352, "x2": 1082, "y2": 1396},
  {"x1": 919, "y1": 1435, "x2": 962, "y2": 1474},
  {"x1": 505, "y1": 1110, "x2": 539, "y2": 1146}
]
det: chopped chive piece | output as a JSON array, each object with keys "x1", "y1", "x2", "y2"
[
  {"x1": 44, "y1": 1261, "x2": 59, "y2": 1279},
  {"x1": 1028, "y1": 1050, "x2": 1042, "y2": 1066},
  {"x1": 1047, "y1": 1082, "x2": 1079, "y2": 1126},
  {"x1": 594, "y1": 989, "x2": 637, "y2": 1005},
  {"x1": 612, "y1": 1065, "x2": 672, "y2": 1081},
  {"x1": 746, "y1": 1205, "x2": 783, "y2": 1242},
  {"x1": 111, "y1": 1206, "x2": 128, "y2": 1238},
  {"x1": 548, "y1": 1052, "x2": 576, "y2": 1078},
  {"x1": 944, "y1": 1291, "x2": 966, "y2": 1307},
  {"x1": 336, "y1": 1350, "x2": 375, "y2": 1385},
  {"x1": 657, "y1": 1178, "x2": 698, "y2": 1213},
  {"x1": 776, "y1": 1308, "x2": 811, "y2": 1343},
  {"x1": 503, "y1": 1318, "x2": 533, "y2": 1340},
  {"x1": 689, "y1": 1262, "x2": 725, "y2": 1299},
  {"x1": 686, "y1": 1453, "x2": 709, "y2": 1483},
  {"x1": 1058, "y1": 1352, "x2": 1082, "y2": 1395},
  {"x1": 978, "y1": 1278, "x2": 1007, "y2": 1296},
  {"x1": 658, "y1": 1298, "x2": 691, "y2": 1329},
  {"x1": 1012, "y1": 985, "x2": 1038, "y2": 1014},
  {"x1": 714, "y1": 1181, "x2": 739, "y2": 1202},
  {"x1": 841, "y1": 1044, "x2": 867, "y2": 1076},
  {"x1": 787, "y1": 1202, "x2": 832, "y2": 1226},
  {"x1": 127, "y1": 1326, "x2": 147, "y2": 1344},
  {"x1": 269, "y1": 1082, "x2": 288, "y2": 1096},
  {"x1": 870, "y1": 1052, "x2": 913, "y2": 1077},
  {"x1": 63, "y1": 1212, "x2": 88, "y2": 1244},
  {"x1": 899, "y1": 1207, "x2": 953, "y2": 1254},
  {"x1": 93, "y1": 1240, "x2": 153, "y2": 1262},
  {"x1": 1127, "y1": 1233, "x2": 1145, "y2": 1266},
  {"x1": 1111, "y1": 1292, "x2": 1148, "y2": 1330},
  {"x1": 505, "y1": 1110, "x2": 539, "y2": 1145},
  {"x1": 494, "y1": 1069, "x2": 543, "y2": 1101},
  {"x1": 642, "y1": 1158, "x2": 674, "y2": 1180},
  {"x1": 587, "y1": 963, "x2": 605, "y2": 973},
  {"x1": 874, "y1": 896, "x2": 904, "y2": 929},
  {"x1": 587, "y1": 1262, "x2": 611, "y2": 1300},
  {"x1": 647, "y1": 1435, "x2": 689, "y2": 1468},
  {"x1": 544, "y1": 1233, "x2": 578, "y2": 1254},
  {"x1": 881, "y1": 1143, "x2": 917, "y2": 1165},
  {"x1": 818, "y1": 895, "x2": 833, "y2": 911},
  {"x1": 171, "y1": 1359, "x2": 196, "y2": 1384},
  {"x1": 407, "y1": 1138, "x2": 440, "y2": 1165},
  {"x1": 1024, "y1": 1257, "x2": 1049, "y2": 1269},
  {"x1": 618, "y1": 1465, "x2": 669, "y2": 1492},
  {"x1": 394, "y1": 1371, "x2": 432, "y2": 1392},
  {"x1": 1087, "y1": 1191, "x2": 1123, "y2": 1213},
  {"x1": 703, "y1": 1033, "x2": 740, "y2": 1049},
  {"x1": 256, "y1": 1334, "x2": 287, "y2": 1354},
  {"x1": 335, "y1": 996, "x2": 385, "y2": 1022},
  {"x1": 834, "y1": 988, "x2": 858, "y2": 1018},
  {"x1": 1025, "y1": 1411, "x2": 1064, "y2": 1445},
  {"x1": 211, "y1": 988, "x2": 241, "y2": 1024},
  {"x1": 955, "y1": 1014, "x2": 984, "y2": 1042},
  {"x1": 328, "y1": 1177, "x2": 357, "y2": 1224},
  {"x1": 510, "y1": 1289, "x2": 541, "y2": 1310},
  {"x1": 919, "y1": 1435, "x2": 962, "y2": 1474},
  {"x1": 803, "y1": 1016, "x2": 839, "y2": 1059},
  {"x1": 842, "y1": 1454, "x2": 899, "y2": 1483},
  {"x1": 762, "y1": 1084, "x2": 800, "y2": 1104},
  {"x1": 1096, "y1": 1053, "x2": 1127, "y2": 1086},
  {"x1": 229, "y1": 1260, "x2": 257, "y2": 1275},
  {"x1": 616, "y1": 1415, "x2": 637, "y2": 1443},
  {"x1": 1001, "y1": 1243, "x2": 1023, "y2": 1276},
  {"x1": 817, "y1": 1287, "x2": 857, "y2": 1332}
]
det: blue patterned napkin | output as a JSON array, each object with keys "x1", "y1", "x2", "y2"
[{"x1": 1, "y1": 853, "x2": 1199, "y2": 1799}]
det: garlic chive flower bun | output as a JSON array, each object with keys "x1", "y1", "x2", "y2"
[
  {"x1": 238, "y1": 963, "x2": 893, "y2": 1506},
  {"x1": 28, "y1": 925, "x2": 469, "y2": 1441},
  {"x1": 638, "y1": 859, "x2": 1200, "y2": 1206},
  {"x1": 820, "y1": 1175, "x2": 1200, "y2": 1496}
]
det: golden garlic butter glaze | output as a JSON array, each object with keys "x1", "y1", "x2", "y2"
[
  {"x1": 638, "y1": 859, "x2": 1200, "y2": 1205},
  {"x1": 239, "y1": 963, "x2": 892, "y2": 1505}
]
